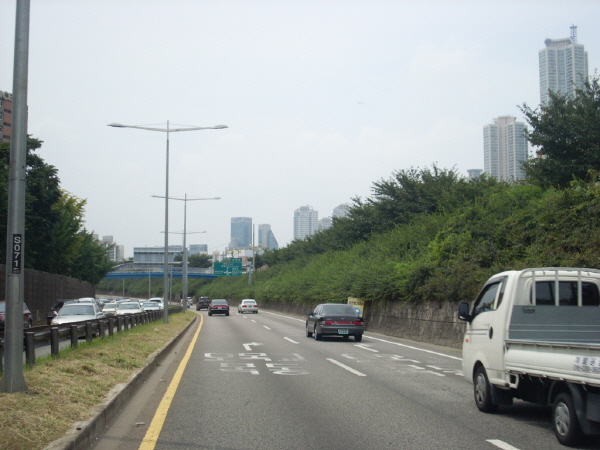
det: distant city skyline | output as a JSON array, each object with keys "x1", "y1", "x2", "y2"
[{"x1": 2, "y1": 0, "x2": 597, "y2": 259}]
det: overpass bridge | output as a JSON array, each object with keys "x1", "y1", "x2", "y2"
[{"x1": 104, "y1": 270, "x2": 218, "y2": 280}]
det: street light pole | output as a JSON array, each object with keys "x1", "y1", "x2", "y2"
[
  {"x1": 108, "y1": 121, "x2": 227, "y2": 323},
  {"x1": 2, "y1": 0, "x2": 30, "y2": 393},
  {"x1": 153, "y1": 194, "x2": 219, "y2": 311}
]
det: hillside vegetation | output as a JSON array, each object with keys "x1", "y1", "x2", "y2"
[{"x1": 101, "y1": 77, "x2": 600, "y2": 308}]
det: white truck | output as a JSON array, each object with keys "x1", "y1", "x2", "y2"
[{"x1": 458, "y1": 268, "x2": 600, "y2": 446}]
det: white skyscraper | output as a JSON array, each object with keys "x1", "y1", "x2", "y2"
[
  {"x1": 483, "y1": 116, "x2": 528, "y2": 182},
  {"x1": 293, "y1": 205, "x2": 318, "y2": 240},
  {"x1": 332, "y1": 203, "x2": 350, "y2": 218},
  {"x1": 539, "y1": 26, "x2": 588, "y2": 105}
]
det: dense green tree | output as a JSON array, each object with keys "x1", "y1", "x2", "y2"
[
  {"x1": 520, "y1": 75, "x2": 600, "y2": 188},
  {"x1": 69, "y1": 230, "x2": 115, "y2": 284},
  {"x1": 0, "y1": 137, "x2": 112, "y2": 283},
  {"x1": 174, "y1": 252, "x2": 213, "y2": 268}
]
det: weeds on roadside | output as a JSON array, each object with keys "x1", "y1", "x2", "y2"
[{"x1": 0, "y1": 311, "x2": 194, "y2": 450}]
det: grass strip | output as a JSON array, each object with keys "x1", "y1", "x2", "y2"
[{"x1": 0, "y1": 310, "x2": 194, "y2": 450}]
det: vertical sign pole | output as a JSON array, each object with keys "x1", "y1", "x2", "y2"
[{"x1": 2, "y1": 0, "x2": 30, "y2": 393}]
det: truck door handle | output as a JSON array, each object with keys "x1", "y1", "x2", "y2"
[{"x1": 489, "y1": 327, "x2": 494, "y2": 339}]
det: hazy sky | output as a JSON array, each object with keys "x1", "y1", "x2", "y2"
[{"x1": 1, "y1": 1, "x2": 599, "y2": 258}]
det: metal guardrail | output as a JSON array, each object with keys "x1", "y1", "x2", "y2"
[{"x1": 0, "y1": 306, "x2": 183, "y2": 371}]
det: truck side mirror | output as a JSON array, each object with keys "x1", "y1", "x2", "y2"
[{"x1": 458, "y1": 302, "x2": 472, "y2": 322}]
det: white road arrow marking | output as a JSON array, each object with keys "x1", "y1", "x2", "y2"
[{"x1": 243, "y1": 342, "x2": 263, "y2": 351}]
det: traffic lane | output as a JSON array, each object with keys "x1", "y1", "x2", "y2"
[
  {"x1": 237, "y1": 310, "x2": 596, "y2": 449},
  {"x1": 90, "y1": 314, "x2": 202, "y2": 450},
  {"x1": 153, "y1": 311, "x2": 485, "y2": 450}
]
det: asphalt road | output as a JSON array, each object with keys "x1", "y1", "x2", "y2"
[{"x1": 90, "y1": 309, "x2": 600, "y2": 450}]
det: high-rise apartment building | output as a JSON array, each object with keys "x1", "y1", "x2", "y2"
[
  {"x1": 539, "y1": 26, "x2": 588, "y2": 105},
  {"x1": 94, "y1": 235, "x2": 125, "y2": 262},
  {"x1": 189, "y1": 244, "x2": 208, "y2": 254},
  {"x1": 332, "y1": 203, "x2": 350, "y2": 218},
  {"x1": 484, "y1": 116, "x2": 528, "y2": 182},
  {"x1": 258, "y1": 224, "x2": 279, "y2": 250},
  {"x1": 293, "y1": 206, "x2": 318, "y2": 240},
  {"x1": 1, "y1": 90, "x2": 13, "y2": 142},
  {"x1": 230, "y1": 217, "x2": 252, "y2": 249},
  {"x1": 318, "y1": 217, "x2": 332, "y2": 231}
]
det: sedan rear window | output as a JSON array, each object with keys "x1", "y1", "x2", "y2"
[
  {"x1": 321, "y1": 305, "x2": 357, "y2": 315},
  {"x1": 212, "y1": 300, "x2": 228, "y2": 305}
]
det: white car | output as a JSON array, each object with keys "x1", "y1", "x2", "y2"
[
  {"x1": 51, "y1": 303, "x2": 105, "y2": 325},
  {"x1": 102, "y1": 302, "x2": 119, "y2": 316},
  {"x1": 116, "y1": 302, "x2": 143, "y2": 316},
  {"x1": 148, "y1": 297, "x2": 164, "y2": 309},
  {"x1": 141, "y1": 301, "x2": 161, "y2": 311},
  {"x1": 238, "y1": 299, "x2": 258, "y2": 314}
]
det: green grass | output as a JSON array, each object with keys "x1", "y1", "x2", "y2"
[{"x1": 0, "y1": 310, "x2": 194, "y2": 450}]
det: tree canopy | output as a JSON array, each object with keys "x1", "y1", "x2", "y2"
[
  {"x1": 0, "y1": 137, "x2": 113, "y2": 283},
  {"x1": 520, "y1": 75, "x2": 600, "y2": 188}
]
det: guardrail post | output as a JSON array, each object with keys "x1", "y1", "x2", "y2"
[
  {"x1": 0, "y1": 342, "x2": 3, "y2": 371},
  {"x1": 116, "y1": 316, "x2": 122, "y2": 333},
  {"x1": 108, "y1": 317, "x2": 114, "y2": 337},
  {"x1": 25, "y1": 332, "x2": 35, "y2": 367},
  {"x1": 85, "y1": 322, "x2": 93, "y2": 343},
  {"x1": 99, "y1": 320, "x2": 106, "y2": 339},
  {"x1": 51, "y1": 327, "x2": 60, "y2": 357},
  {"x1": 70, "y1": 325, "x2": 78, "y2": 348}
]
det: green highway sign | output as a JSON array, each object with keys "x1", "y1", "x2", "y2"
[{"x1": 214, "y1": 261, "x2": 243, "y2": 276}]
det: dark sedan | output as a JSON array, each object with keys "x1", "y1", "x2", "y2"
[
  {"x1": 0, "y1": 300, "x2": 33, "y2": 331},
  {"x1": 306, "y1": 303, "x2": 364, "y2": 341},
  {"x1": 208, "y1": 299, "x2": 229, "y2": 316},
  {"x1": 196, "y1": 297, "x2": 210, "y2": 310}
]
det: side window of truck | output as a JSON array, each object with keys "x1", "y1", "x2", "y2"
[
  {"x1": 472, "y1": 281, "x2": 503, "y2": 316},
  {"x1": 533, "y1": 281, "x2": 600, "y2": 306}
]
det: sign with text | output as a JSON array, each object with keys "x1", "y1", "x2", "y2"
[{"x1": 214, "y1": 260, "x2": 243, "y2": 276}]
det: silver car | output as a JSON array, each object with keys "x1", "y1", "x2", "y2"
[{"x1": 50, "y1": 302, "x2": 105, "y2": 325}]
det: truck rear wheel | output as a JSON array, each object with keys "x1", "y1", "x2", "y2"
[
  {"x1": 553, "y1": 392, "x2": 584, "y2": 447},
  {"x1": 474, "y1": 366, "x2": 498, "y2": 413}
]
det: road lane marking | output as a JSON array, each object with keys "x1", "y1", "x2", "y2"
[
  {"x1": 487, "y1": 440, "x2": 521, "y2": 450},
  {"x1": 138, "y1": 314, "x2": 203, "y2": 450},
  {"x1": 263, "y1": 326, "x2": 271, "y2": 330},
  {"x1": 326, "y1": 358, "x2": 367, "y2": 376},
  {"x1": 243, "y1": 342, "x2": 264, "y2": 351},
  {"x1": 284, "y1": 337, "x2": 299, "y2": 344},
  {"x1": 366, "y1": 335, "x2": 462, "y2": 361},
  {"x1": 355, "y1": 344, "x2": 378, "y2": 352}
]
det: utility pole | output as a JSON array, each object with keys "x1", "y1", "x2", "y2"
[{"x1": 2, "y1": 0, "x2": 30, "y2": 393}]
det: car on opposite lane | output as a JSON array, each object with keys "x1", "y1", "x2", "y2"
[
  {"x1": 238, "y1": 299, "x2": 258, "y2": 314},
  {"x1": 141, "y1": 301, "x2": 161, "y2": 311},
  {"x1": 116, "y1": 302, "x2": 144, "y2": 316},
  {"x1": 101, "y1": 301, "x2": 119, "y2": 316},
  {"x1": 306, "y1": 303, "x2": 364, "y2": 342},
  {"x1": 0, "y1": 300, "x2": 33, "y2": 331},
  {"x1": 50, "y1": 302, "x2": 105, "y2": 325},
  {"x1": 208, "y1": 299, "x2": 230, "y2": 316}
]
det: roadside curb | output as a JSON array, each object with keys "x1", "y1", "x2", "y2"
[{"x1": 43, "y1": 314, "x2": 198, "y2": 450}]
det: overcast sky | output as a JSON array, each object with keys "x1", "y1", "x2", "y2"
[{"x1": 1, "y1": 1, "x2": 599, "y2": 259}]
